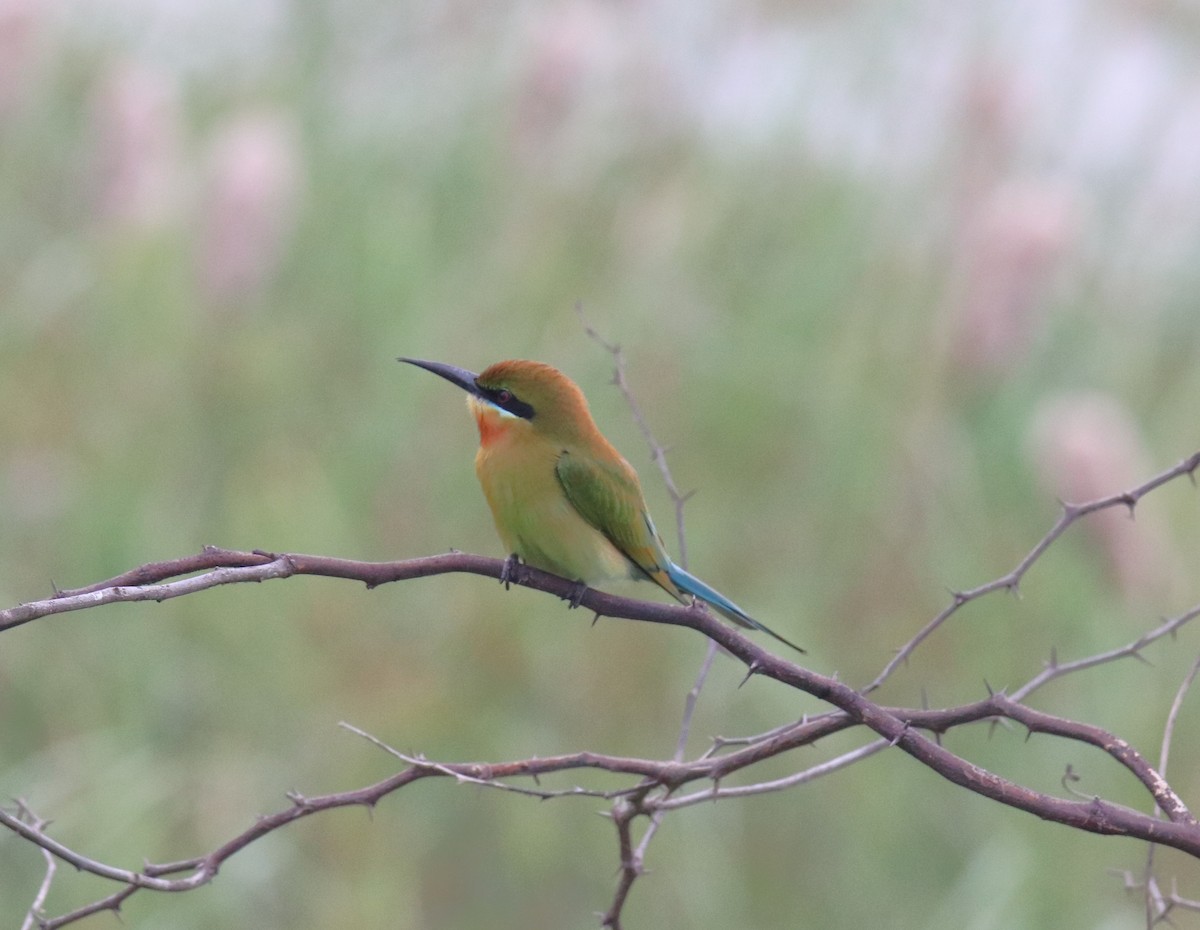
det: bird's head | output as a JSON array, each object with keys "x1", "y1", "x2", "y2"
[{"x1": 399, "y1": 357, "x2": 596, "y2": 444}]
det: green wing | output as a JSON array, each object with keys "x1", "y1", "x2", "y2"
[{"x1": 555, "y1": 451, "x2": 679, "y2": 594}]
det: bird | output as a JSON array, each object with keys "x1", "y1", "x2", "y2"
[{"x1": 399, "y1": 357, "x2": 804, "y2": 653}]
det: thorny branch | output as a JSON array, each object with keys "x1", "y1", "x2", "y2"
[
  {"x1": 3, "y1": 452, "x2": 1199, "y2": 925},
  {"x1": 861, "y1": 449, "x2": 1200, "y2": 695}
]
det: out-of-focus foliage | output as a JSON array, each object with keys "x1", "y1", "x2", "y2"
[{"x1": 3, "y1": 1, "x2": 1200, "y2": 927}]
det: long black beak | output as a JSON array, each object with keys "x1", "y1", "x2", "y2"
[{"x1": 398, "y1": 357, "x2": 485, "y2": 399}]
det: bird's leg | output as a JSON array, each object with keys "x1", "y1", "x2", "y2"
[
  {"x1": 500, "y1": 553, "x2": 521, "y2": 589},
  {"x1": 567, "y1": 579, "x2": 589, "y2": 609}
]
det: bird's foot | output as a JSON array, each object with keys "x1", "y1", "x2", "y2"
[
  {"x1": 567, "y1": 580, "x2": 589, "y2": 609},
  {"x1": 500, "y1": 553, "x2": 521, "y2": 589}
]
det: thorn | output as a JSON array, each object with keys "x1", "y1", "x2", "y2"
[
  {"x1": 888, "y1": 723, "x2": 909, "y2": 747},
  {"x1": 1119, "y1": 492, "x2": 1137, "y2": 518},
  {"x1": 738, "y1": 662, "x2": 762, "y2": 688},
  {"x1": 1130, "y1": 650, "x2": 1154, "y2": 667},
  {"x1": 1047, "y1": 645, "x2": 1058, "y2": 669},
  {"x1": 591, "y1": 612, "x2": 602, "y2": 626},
  {"x1": 983, "y1": 678, "x2": 994, "y2": 696},
  {"x1": 920, "y1": 688, "x2": 929, "y2": 711}
]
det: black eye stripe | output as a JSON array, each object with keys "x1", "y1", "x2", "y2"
[{"x1": 476, "y1": 383, "x2": 535, "y2": 420}]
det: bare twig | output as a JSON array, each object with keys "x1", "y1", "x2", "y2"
[
  {"x1": 1113, "y1": 868, "x2": 1200, "y2": 926},
  {"x1": 2, "y1": 556, "x2": 298, "y2": 632},
  {"x1": 1012, "y1": 603, "x2": 1200, "y2": 703},
  {"x1": 601, "y1": 796, "x2": 642, "y2": 930},
  {"x1": 1156, "y1": 651, "x2": 1200, "y2": 799},
  {"x1": 340, "y1": 723, "x2": 632, "y2": 801},
  {"x1": 654, "y1": 738, "x2": 890, "y2": 810},
  {"x1": 580, "y1": 309, "x2": 719, "y2": 928},
  {"x1": 675, "y1": 643, "x2": 719, "y2": 761},
  {"x1": 701, "y1": 714, "x2": 832, "y2": 760},
  {"x1": 15, "y1": 802, "x2": 56, "y2": 930},
  {"x1": 580, "y1": 310, "x2": 716, "y2": 763},
  {"x1": 863, "y1": 450, "x2": 1200, "y2": 695},
  {"x1": 577, "y1": 306, "x2": 694, "y2": 563},
  {"x1": 1139, "y1": 650, "x2": 1200, "y2": 925}
]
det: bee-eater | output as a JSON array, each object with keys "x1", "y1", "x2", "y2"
[{"x1": 399, "y1": 357, "x2": 804, "y2": 653}]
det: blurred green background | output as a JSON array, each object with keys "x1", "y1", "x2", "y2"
[{"x1": 3, "y1": 0, "x2": 1200, "y2": 927}]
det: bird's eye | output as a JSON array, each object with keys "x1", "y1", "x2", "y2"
[{"x1": 496, "y1": 389, "x2": 512, "y2": 404}]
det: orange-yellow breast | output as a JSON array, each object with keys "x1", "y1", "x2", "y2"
[{"x1": 469, "y1": 398, "x2": 636, "y2": 583}]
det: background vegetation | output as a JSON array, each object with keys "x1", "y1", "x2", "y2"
[{"x1": 3, "y1": 0, "x2": 1200, "y2": 927}]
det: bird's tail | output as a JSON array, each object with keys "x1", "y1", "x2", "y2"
[{"x1": 664, "y1": 562, "x2": 806, "y2": 654}]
